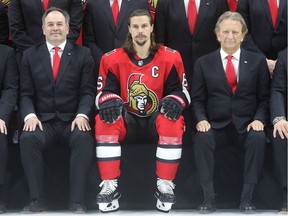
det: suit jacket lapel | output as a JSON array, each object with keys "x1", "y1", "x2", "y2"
[
  {"x1": 237, "y1": 49, "x2": 249, "y2": 91},
  {"x1": 103, "y1": 0, "x2": 116, "y2": 30},
  {"x1": 49, "y1": 0, "x2": 57, "y2": 7},
  {"x1": 261, "y1": 0, "x2": 274, "y2": 27},
  {"x1": 178, "y1": 0, "x2": 190, "y2": 35},
  {"x1": 195, "y1": 0, "x2": 212, "y2": 34},
  {"x1": 35, "y1": 0, "x2": 45, "y2": 12},
  {"x1": 116, "y1": 0, "x2": 128, "y2": 32},
  {"x1": 55, "y1": 42, "x2": 72, "y2": 85},
  {"x1": 277, "y1": 0, "x2": 286, "y2": 28},
  {"x1": 39, "y1": 44, "x2": 55, "y2": 83}
]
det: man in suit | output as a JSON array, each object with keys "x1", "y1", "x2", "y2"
[
  {"x1": 0, "y1": 44, "x2": 18, "y2": 214},
  {"x1": 191, "y1": 11, "x2": 270, "y2": 214},
  {"x1": 237, "y1": 0, "x2": 287, "y2": 76},
  {"x1": 0, "y1": 2, "x2": 8, "y2": 45},
  {"x1": 19, "y1": 7, "x2": 96, "y2": 213},
  {"x1": 82, "y1": 0, "x2": 150, "y2": 72},
  {"x1": 8, "y1": 0, "x2": 82, "y2": 55},
  {"x1": 154, "y1": 0, "x2": 229, "y2": 88},
  {"x1": 270, "y1": 48, "x2": 287, "y2": 213}
]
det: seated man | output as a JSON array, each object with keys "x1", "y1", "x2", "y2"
[
  {"x1": 94, "y1": 9, "x2": 190, "y2": 213},
  {"x1": 191, "y1": 11, "x2": 270, "y2": 214},
  {"x1": 270, "y1": 48, "x2": 287, "y2": 214},
  {"x1": 19, "y1": 7, "x2": 96, "y2": 213},
  {"x1": 0, "y1": 44, "x2": 18, "y2": 213}
]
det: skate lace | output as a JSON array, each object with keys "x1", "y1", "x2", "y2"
[
  {"x1": 99, "y1": 179, "x2": 118, "y2": 195},
  {"x1": 157, "y1": 178, "x2": 175, "y2": 195}
]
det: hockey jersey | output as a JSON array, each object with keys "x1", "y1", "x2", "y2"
[{"x1": 96, "y1": 46, "x2": 190, "y2": 117}]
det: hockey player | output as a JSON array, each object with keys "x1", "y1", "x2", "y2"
[{"x1": 94, "y1": 9, "x2": 190, "y2": 213}]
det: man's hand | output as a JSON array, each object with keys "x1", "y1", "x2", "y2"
[
  {"x1": 273, "y1": 119, "x2": 288, "y2": 139},
  {"x1": 159, "y1": 95, "x2": 185, "y2": 120},
  {"x1": 266, "y1": 59, "x2": 277, "y2": 77},
  {"x1": 23, "y1": 117, "x2": 43, "y2": 132},
  {"x1": 196, "y1": 120, "x2": 211, "y2": 132},
  {"x1": 247, "y1": 120, "x2": 264, "y2": 132},
  {"x1": 99, "y1": 93, "x2": 124, "y2": 123},
  {"x1": 0, "y1": 119, "x2": 7, "y2": 135},
  {"x1": 71, "y1": 116, "x2": 91, "y2": 131}
]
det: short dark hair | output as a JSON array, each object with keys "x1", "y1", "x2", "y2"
[{"x1": 42, "y1": 7, "x2": 70, "y2": 25}]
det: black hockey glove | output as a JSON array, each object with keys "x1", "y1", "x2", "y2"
[
  {"x1": 159, "y1": 95, "x2": 185, "y2": 120},
  {"x1": 98, "y1": 93, "x2": 124, "y2": 123}
]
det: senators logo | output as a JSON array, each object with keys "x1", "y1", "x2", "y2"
[{"x1": 126, "y1": 74, "x2": 158, "y2": 117}]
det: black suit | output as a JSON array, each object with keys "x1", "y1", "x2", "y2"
[
  {"x1": 191, "y1": 48, "x2": 269, "y2": 185},
  {"x1": 9, "y1": 0, "x2": 82, "y2": 52},
  {"x1": 237, "y1": 0, "x2": 287, "y2": 60},
  {"x1": 270, "y1": 48, "x2": 287, "y2": 190},
  {"x1": 19, "y1": 42, "x2": 96, "y2": 203},
  {"x1": 0, "y1": 45, "x2": 18, "y2": 186},
  {"x1": 82, "y1": 0, "x2": 150, "y2": 71},
  {"x1": 154, "y1": 0, "x2": 229, "y2": 86},
  {"x1": 0, "y1": 2, "x2": 8, "y2": 45}
]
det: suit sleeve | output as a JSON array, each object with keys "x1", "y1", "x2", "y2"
[
  {"x1": 190, "y1": 60, "x2": 208, "y2": 123},
  {"x1": 236, "y1": 0, "x2": 265, "y2": 56},
  {"x1": 154, "y1": 0, "x2": 167, "y2": 44},
  {"x1": 66, "y1": 0, "x2": 82, "y2": 43},
  {"x1": 8, "y1": 0, "x2": 38, "y2": 51},
  {"x1": 19, "y1": 50, "x2": 37, "y2": 120},
  {"x1": 253, "y1": 56, "x2": 270, "y2": 123},
  {"x1": 0, "y1": 2, "x2": 8, "y2": 45},
  {"x1": 0, "y1": 47, "x2": 18, "y2": 123},
  {"x1": 76, "y1": 48, "x2": 96, "y2": 118},
  {"x1": 270, "y1": 49, "x2": 287, "y2": 121}
]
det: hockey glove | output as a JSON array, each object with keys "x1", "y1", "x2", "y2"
[
  {"x1": 159, "y1": 95, "x2": 185, "y2": 120},
  {"x1": 98, "y1": 93, "x2": 124, "y2": 123}
]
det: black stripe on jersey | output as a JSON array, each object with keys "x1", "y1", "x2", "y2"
[
  {"x1": 157, "y1": 144, "x2": 182, "y2": 149},
  {"x1": 163, "y1": 65, "x2": 189, "y2": 106},
  {"x1": 156, "y1": 158, "x2": 181, "y2": 163},
  {"x1": 127, "y1": 53, "x2": 154, "y2": 67},
  {"x1": 103, "y1": 70, "x2": 121, "y2": 95},
  {"x1": 97, "y1": 142, "x2": 120, "y2": 146},
  {"x1": 97, "y1": 157, "x2": 121, "y2": 162}
]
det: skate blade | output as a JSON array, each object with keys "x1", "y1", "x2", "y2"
[
  {"x1": 99, "y1": 199, "x2": 119, "y2": 213},
  {"x1": 156, "y1": 199, "x2": 173, "y2": 213}
]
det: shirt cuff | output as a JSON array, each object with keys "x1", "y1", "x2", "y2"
[
  {"x1": 76, "y1": 114, "x2": 89, "y2": 121},
  {"x1": 24, "y1": 113, "x2": 37, "y2": 122}
]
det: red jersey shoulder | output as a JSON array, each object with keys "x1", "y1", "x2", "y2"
[{"x1": 101, "y1": 48, "x2": 128, "y2": 65}]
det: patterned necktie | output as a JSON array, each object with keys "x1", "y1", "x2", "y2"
[
  {"x1": 187, "y1": 0, "x2": 197, "y2": 34},
  {"x1": 268, "y1": 0, "x2": 278, "y2": 28},
  {"x1": 228, "y1": 0, "x2": 237, "y2": 12},
  {"x1": 53, "y1": 47, "x2": 60, "y2": 80},
  {"x1": 111, "y1": 0, "x2": 119, "y2": 26},
  {"x1": 226, "y1": 56, "x2": 237, "y2": 93},
  {"x1": 42, "y1": 0, "x2": 49, "y2": 11}
]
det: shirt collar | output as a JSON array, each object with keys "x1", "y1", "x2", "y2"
[
  {"x1": 220, "y1": 48, "x2": 241, "y2": 61},
  {"x1": 46, "y1": 40, "x2": 67, "y2": 52}
]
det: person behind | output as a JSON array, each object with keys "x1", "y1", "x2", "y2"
[
  {"x1": 0, "y1": 2, "x2": 8, "y2": 45},
  {"x1": 237, "y1": 0, "x2": 287, "y2": 77},
  {"x1": 19, "y1": 7, "x2": 96, "y2": 213},
  {"x1": 8, "y1": 0, "x2": 82, "y2": 57},
  {"x1": 82, "y1": 0, "x2": 150, "y2": 72},
  {"x1": 0, "y1": 44, "x2": 18, "y2": 214},
  {"x1": 270, "y1": 48, "x2": 287, "y2": 214},
  {"x1": 191, "y1": 11, "x2": 270, "y2": 214},
  {"x1": 94, "y1": 9, "x2": 190, "y2": 213}
]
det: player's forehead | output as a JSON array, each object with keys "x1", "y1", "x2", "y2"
[{"x1": 130, "y1": 15, "x2": 150, "y2": 26}]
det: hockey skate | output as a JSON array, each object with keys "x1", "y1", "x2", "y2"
[
  {"x1": 97, "y1": 179, "x2": 121, "y2": 213},
  {"x1": 154, "y1": 178, "x2": 176, "y2": 213}
]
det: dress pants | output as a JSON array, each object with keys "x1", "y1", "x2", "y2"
[
  {"x1": 193, "y1": 123, "x2": 266, "y2": 185},
  {"x1": 19, "y1": 118, "x2": 94, "y2": 203},
  {"x1": 272, "y1": 135, "x2": 287, "y2": 189},
  {"x1": 0, "y1": 134, "x2": 8, "y2": 185}
]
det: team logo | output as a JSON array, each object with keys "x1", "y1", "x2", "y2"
[{"x1": 126, "y1": 74, "x2": 158, "y2": 117}]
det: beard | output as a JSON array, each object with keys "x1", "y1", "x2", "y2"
[{"x1": 135, "y1": 39, "x2": 148, "y2": 47}]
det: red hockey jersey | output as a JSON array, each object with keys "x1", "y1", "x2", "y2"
[{"x1": 96, "y1": 46, "x2": 190, "y2": 117}]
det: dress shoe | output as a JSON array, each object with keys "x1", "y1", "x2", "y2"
[
  {"x1": 69, "y1": 202, "x2": 87, "y2": 214},
  {"x1": 197, "y1": 199, "x2": 217, "y2": 214},
  {"x1": 239, "y1": 199, "x2": 256, "y2": 214},
  {"x1": 21, "y1": 199, "x2": 48, "y2": 213},
  {"x1": 279, "y1": 200, "x2": 287, "y2": 214},
  {"x1": 0, "y1": 202, "x2": 6, "y2": 214}
]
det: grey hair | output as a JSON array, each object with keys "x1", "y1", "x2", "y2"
[{"x1": 42, "y1": 7, "x2": 70, "y2": 25}]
